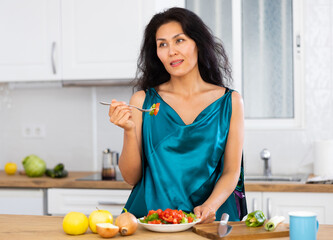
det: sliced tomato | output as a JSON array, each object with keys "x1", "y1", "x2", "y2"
[
  {"x1": 147, "y1": 210, "x2": 157, "y2": 216},
  {"x1": 148, "y1": 209, "x2": 163, "y2": 215},
  {"x1": 156, "y1": 209, "x2": 163, "y2": 218},
  {"x1": 161, "y1": 215, "x2": 173, "y2": 223},
  {"x1": 160, "y1": 209, "x2": 184, "y2": 224},
  {"x1": 161, "y1": 209, "x2": 174, "y2": 223},
  {"x1": 148, "y1": 219, "x2": 162, "y2": 224},
  {"x1": 153, "y1": 103, "x2": 160, "y2": 116},
  {"x1": 145, "y1": 209, "x2": 194, "y2": 225}
]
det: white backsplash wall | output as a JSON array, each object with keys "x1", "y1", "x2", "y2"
[
  {"x1": 0, "y1": 86, "x2": 133, "y2": 172},
  {"x1": 0, "y1": 87, "x2": 94, "y2": 171},
  {"x1": 0, "y1": 0, "x2": 332, "y2": 174},
  {"x1": 94, "y1": 86, "x2": 134, "y2": 171}
]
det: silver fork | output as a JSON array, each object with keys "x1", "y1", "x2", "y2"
[{"x1": 99, "y1": 101, "x2": 153, "y2": 112}]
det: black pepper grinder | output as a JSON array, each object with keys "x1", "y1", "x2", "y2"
[{"x1": 102, "y1": 148, "x2": 116, "y2": 180}]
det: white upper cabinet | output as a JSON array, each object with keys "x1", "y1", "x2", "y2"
[
  {"x1": 62, "y1": 0, "x2": 184, "y2": 80},
  {"x1": 62, "y1": 0, "x2": 145, "y2": 80},
  {"x1": 0, "y1": 0, "x2": 61, "y2": 81},
  {"x1": 0, "y1": 0, "x2": 185, "y2": 82}
]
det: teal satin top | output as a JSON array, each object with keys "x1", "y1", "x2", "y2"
[{"x1": 124, "y1": 88, "x2": 240, "y2": 221}]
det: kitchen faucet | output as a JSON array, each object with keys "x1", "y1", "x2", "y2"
[{"x1": 260, "y1": 149, "x2": 271, "y2": 177}]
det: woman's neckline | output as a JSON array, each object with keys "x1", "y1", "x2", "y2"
[{"x1": 151, "y1": 87, "x2": 229, "y2": 126}]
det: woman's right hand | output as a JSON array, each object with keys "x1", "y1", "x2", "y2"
[
  {"x1": 108, "y1": 99, "x2": 135, "y2": 131},
  {"x1": 111, "y1": 92, "x2": 145, "y2": 186}
]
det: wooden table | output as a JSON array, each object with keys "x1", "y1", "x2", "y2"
[{"x1": 1, "y1": 214, "x2": 333, "y2": 240}]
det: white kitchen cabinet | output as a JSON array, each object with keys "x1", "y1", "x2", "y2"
[
  {"x1": 62, "y1": 0, "x2": 147, "y2": 80},
  {"x1": 47, "y1": 188, "x2": 131, "y2": 217},
  {"x1": 0, "y1": 0, "x2": 185, "y2": 82},
  {"x1": 246, "y1": 191, "x2": 333, "y2": 224},
  {"x1": 245, "y1": 191, "x2": 263, "y2": 214},
  {"x1": 0, "y1": 188, "x2": 45, "y2": 215},
  {"x1": 0, "y1": 0, "x2": 61, "y2": 81},
  {"x1": 61, "y1": 0, "x2": 184, "y2": 80}
]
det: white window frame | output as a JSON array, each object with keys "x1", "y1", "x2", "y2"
[{"x1": 232, "y1": 0, "x2": 304, "y2": 130}]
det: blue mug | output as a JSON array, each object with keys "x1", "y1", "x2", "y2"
[{"x1": 289, "y1": 211, "x2": 319, "y2": 240}]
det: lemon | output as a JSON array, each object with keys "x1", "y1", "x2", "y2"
[
  {"x1": 4, "y1": 162, "x2": 17, "y2": 175},
  {"x1": 89, "y1": 209, "x2": 113, "y2": 233},
  {"x1": 63, "y1": 212, "x2": 89, "y2": 235}
]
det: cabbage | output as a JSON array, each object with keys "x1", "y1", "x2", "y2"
[{"x1": 22, "y1": 154, "x2": 46, "y2": 177}]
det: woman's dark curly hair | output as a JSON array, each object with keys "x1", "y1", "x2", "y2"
[{"x1": 134, "y1": 7, "x2": 232, "y2": 91}]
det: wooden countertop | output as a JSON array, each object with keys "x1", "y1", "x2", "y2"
[
  {"x1": 245, "y1": 182, "x2": 333, "y2": 193},
  {"x1": 0, "y1": 171, "x2": 132, "y2": 189},
  {"x1": 1, "y1": 171, "x2": 333, "y2": 192},
  {"x1": 1, "y1": 214, "x2": 333, "y2": 240}
]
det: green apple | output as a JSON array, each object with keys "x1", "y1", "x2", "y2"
[{"x1": 88, "y1": 209, "x2": 113, "y2": 233}]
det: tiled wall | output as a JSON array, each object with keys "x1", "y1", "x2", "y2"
[
  {"x1": 0, "y1": 85, "x2": 133, "y2": 172},
  {"x1": 0, "y1": 0, "x2": 332, "y2": 174}
]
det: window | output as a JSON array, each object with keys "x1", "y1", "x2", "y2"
[{"x1": 186, "y1": 0, "x2": 304, "y2": 129}]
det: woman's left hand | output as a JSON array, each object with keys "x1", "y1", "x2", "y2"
[{"x1": 193, "y1": 205, "x2": 216, "y2": 223}]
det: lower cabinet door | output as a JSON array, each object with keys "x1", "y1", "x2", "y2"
[
  {"x1": 263, "y1": 192, "x2": 333, "y2": 224},
  {"x1": 245, "y1": 191, "x2": 263, "y2": 215},
  {"x1": 0, "y1": 189, "x2": 45, "y2": 215},
  {"x1": 47, "y1": 188, "x2": 131, "y2": 217}
]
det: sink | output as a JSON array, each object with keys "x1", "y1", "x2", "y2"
[{"x1": 245, "y1": 175, "x2": 308, "y2": 183}]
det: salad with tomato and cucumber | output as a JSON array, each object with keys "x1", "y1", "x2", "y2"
[{"x1": 139, "y1": 209, "x2": 198, "y2": 224}]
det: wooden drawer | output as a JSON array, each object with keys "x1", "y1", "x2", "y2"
[{"x1": 47, "y1": 188, "x2": 131, "y2": 216}]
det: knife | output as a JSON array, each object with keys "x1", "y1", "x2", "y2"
[{"x1": 218, "y1": 213, "x2": 232, "y2": 237}]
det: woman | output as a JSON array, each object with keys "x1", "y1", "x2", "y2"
[{"x1": 108, "y1": 7, "x2": 245, "y2": 223}]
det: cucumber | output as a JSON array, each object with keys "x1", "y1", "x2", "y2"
[{"x1": 45, "y1": 164, "x2": 68, "y2": 178}]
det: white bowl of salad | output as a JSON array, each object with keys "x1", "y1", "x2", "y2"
[{"x1": 138, "y1": 209, "x2": 201, "y2": 233}]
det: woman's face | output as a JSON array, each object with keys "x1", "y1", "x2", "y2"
[{"x1": 155, "y1": 21, "x2": 199, "y2": 78}]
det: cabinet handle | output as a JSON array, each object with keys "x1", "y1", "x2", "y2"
[
  {"x1": 267, "y1": 198, "x2": 272, "y2": 219},
  {"x1": 51, "y1": 42, "x2": 57, "y2": 74},
  {"x1": 252, "y1": 198, "x2": 257, "y2": 212},
  {"x1": 98, "y1": 201, "x2": 126, "y2": 206},
  {"x1": 296, "y1": 34, "x2": 301, "y2": 55}
]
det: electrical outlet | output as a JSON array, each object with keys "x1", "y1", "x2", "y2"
[
  {"x1": 22, "y1": 124, "x2": 46, "y2": 138},
  {"x1": 22, "y1": 125, "x2": 33, "y2": 138},
  {"x1": 33, "y1": 124, "x2": 45, "y2": 138}
]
